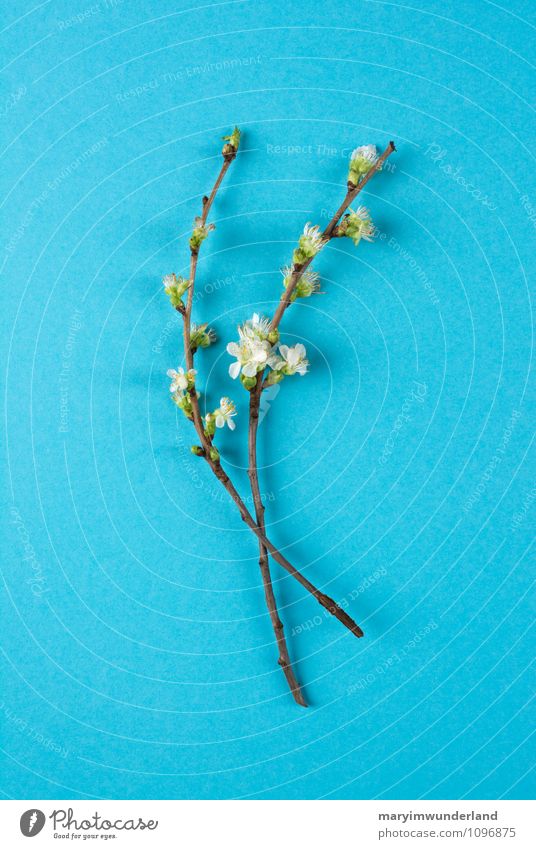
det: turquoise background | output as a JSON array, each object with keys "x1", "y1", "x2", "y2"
[{"x1": 1, "y1": 0, "x2": 534, "y2": 800}]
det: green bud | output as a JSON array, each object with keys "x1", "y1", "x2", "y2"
[
  {"x1": 209, "y1": 447, "x2": 220, "y2": 462},
  {"x1": 172, "y1": 391, "x2": 194, "y2": 420},
  {"x1": 164, "y1": 274, "x2": 190, "y2": 308},
  {"x1": 348, "y1": 157, "x2": 371, "y2": 186},
  {"x1": 190, "y1": 445, "x2": 204, "y2": 456},
  {"x1": 204, "y1": 413, "x2": 216, "y2": 436},
  {"x1": 190, "y1": 219, "x2": 215, "y2": 252},
  {"x1": 341, "y1": 208, "x2": 374, "y2": 246},
  {"x1": 190, "y1": 322, "x2": 216, "y2": 351},
  {"x1": 266, "y1": 370, "x2": 284, "y2": 386},
  {"x1": 267, "y1": 329, "x2": 279, "y2": 344},
  {"x1": 347, "y1": 147, "x2": 378, "y2": 186},
  {"x1": 240, "y1": 374, "x2": 257, "y2": 390},
  {"x1": 190, "y1": 230, "x2": 205, "y2": 251},
  {"x1": 292, "y1": 247, "x2": 309, "y2": 265},
  {"x1": 222, "y1": 126, "x2": 241, "y2": 151}
]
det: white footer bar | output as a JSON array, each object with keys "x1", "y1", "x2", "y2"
[{"x1": 1, "y1": 799, "x2": 533, "y2": 848}]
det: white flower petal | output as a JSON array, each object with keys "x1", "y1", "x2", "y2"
[
  {"x1": 215, "y1": 414, "x2": 225, "y2": 428},
  {"x1": 227, "y1": 419, "x2": 236, "y2": 431},
  {"x1": 229, "y1": 361, "x2": 241, "y2": 379}
]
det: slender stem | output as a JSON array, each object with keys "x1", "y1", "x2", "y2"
[
  {"x1": 180, "y1": 151, "x2": 364, "y2": 642},
  {"x1": 244, "y1": 142, "x2": 397, "y2": 664},
  {"x1": 208, "y1": 455, "x2": 364, "y2": 637},
  {"x1": 270, "y1": 141, "x2": 396, "y2": 332},
  {"x1": 248, "y1": 391, "x2": 307, "y2": 706},
  {"x1": 183, "y1": 158, "x2": 304, "y2": 702},
  {"x1": 188, "y1": 402, "x2": 363, "y2": 637}
]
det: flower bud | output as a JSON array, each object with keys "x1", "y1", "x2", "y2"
[
  {"x1": 222, "y1": 126, "x2": 241, "y2": 157},
  {"x1": 189, "y1": 218, "x2": 215, "y2": 252},
  {"x1": 163, "y1": 273, "x2": 190, "y2": 309},
  {"x1": 341, "y1": 207, "x2": 374, "y2": 246},
  {"x1": 265, "y1": 370, "x2": 284, "y2": 386},
  {"x1": 204, "y1": 412, "x2": 216, "y2": 436},
  {"x1": 209, "y1": 447, "x2": 220, "y2": 462},
  {"x1": 190, "y1": 445, "x2": 204, "y2": 456},
  {"x1": 292, "y1": 223, "x2": 326, "y2": 265},
  {"x1": 240, "y1": 374, "x2": 257, "y2": 390},
  {"x1": 348, "y1": 145, "x2": 378, "y2": 187},
  {"x1": 190, "y1": 322, "x2": 216, "y2": 351},
  {"x1": 267, "y1": 329, "x2": 279, "y2": 344}
]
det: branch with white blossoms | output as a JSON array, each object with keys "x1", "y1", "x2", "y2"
[
  {"x1": 237, "y1": 139, "x2": 396, "y2": 704},
  {"x1": 162, "y1": 128, "x2": 374, "y2": 707},
  {"x1": 270, "y1": 141, "x2": 395, "y2": 331}
]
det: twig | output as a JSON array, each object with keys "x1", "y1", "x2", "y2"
[
  {"x1": 181, "y1": 155, "x2": 303, "y2": 703},
  {"x1": 178, "y1": 148, "x2": 363, "y2": 654},
  {"x1": 244, "y1": 142, "x2": 397, "y2": 675},
  {"x1": 270, "y1": 141, "x2": 396, "y2": 332},
  {"x1": 248, "y1": 391, "x2": 307, "y2": 706}
]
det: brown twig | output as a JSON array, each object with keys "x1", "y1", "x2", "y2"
[
  {"x1": 244, "y1": 141, "x2": 397, "y2": 676},
  {"x1": 178, "y1": 147, "x2": 363, "y2": 674},
  {"x1": 182, "y1": 156, "x2": 304, "y2": 703},
  {"x1": 248, "y1": 391, "x2": 307, "y2": 706},
  {"x1": 270, "y1": 141, "x2": 396, "y2": 332},
  {"x1": 208, "y1": 456, "x2": 364, "y2": 637}
]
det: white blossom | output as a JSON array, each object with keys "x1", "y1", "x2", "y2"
[
  {"x1": 167, "y1": 367, "x2": 196, "y2": 392},
  {"x1": 274, "y1": 343, "x2": 309, "y2": 376},
  {"x1": 227, "y1": 337, "x2": 276, "y2": 378},
  {"x1": 214, "y1": 397, "x2": 237, "y2": 430},
  {"x1": 227, "y1": 315, "x2": 279, "y2": 379}
]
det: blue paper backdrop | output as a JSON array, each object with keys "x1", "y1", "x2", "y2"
[{"x1": 1, "y1": 0, "x2": 534, "y2": 800}]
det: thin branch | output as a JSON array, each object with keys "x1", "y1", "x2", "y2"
[
  {"x1": 248, "y1": 391, "x2": 307, "y2": 706},
  {"x1": 209, "y1": 457, "x2": 364, "y2": 637},
  {"x1": 178, "y1": 148, "x2": 364, "y2": 648},
  {"x1": 244, "y1": 142, "x2": 397, "y2": 667},
  {"x1": 182, "y1": 153, "x2": 306, "y2": 703},
  {"x1": 270, "y1": 141, "x2": 396, "y2": 332}
]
